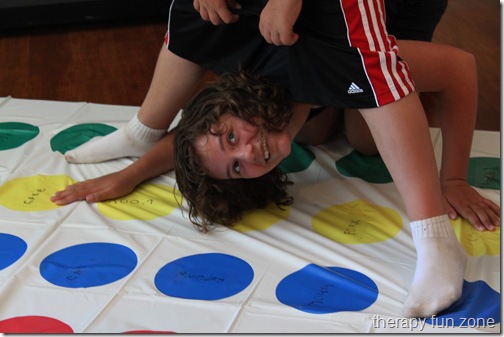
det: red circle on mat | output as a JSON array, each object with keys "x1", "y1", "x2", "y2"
[{"x1": 0, "y1": 316, "x2": 73, "y2": 333}]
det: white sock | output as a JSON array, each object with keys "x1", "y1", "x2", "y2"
[
  {"x1": 65, "y1": 113, "x2": 166, "y2": 163},
  {"x1": 402, "y1": 214, "x2": 467, "y2": 318}
]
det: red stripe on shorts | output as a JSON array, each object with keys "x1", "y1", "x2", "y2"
[{"x1": 340, "y1": 0, "x2": 414, "y2": 106}]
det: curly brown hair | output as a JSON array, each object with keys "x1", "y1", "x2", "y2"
[{"x1": 174, "y1": 71, "x2": 295, "y2": 232}]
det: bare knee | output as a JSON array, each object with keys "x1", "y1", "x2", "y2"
[{"x1": 295, "y1": 107, "x2": 343, "y2": 145}]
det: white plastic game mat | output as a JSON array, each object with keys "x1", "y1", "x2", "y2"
[{"x1": 0, "y1": 97, "x2": 500, "y2": 333}]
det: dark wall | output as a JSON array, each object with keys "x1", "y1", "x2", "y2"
[{"x1": 0, "y1": 0, "x2": 170, "y2": 30}]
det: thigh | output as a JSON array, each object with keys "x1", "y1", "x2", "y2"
[{"x1": 295, "y1": 107, "x2": 343, "y2": 145}]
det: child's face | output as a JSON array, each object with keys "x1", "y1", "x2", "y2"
[{"x1": 195, "y1": 112, "x2": 292, "y2": 179}]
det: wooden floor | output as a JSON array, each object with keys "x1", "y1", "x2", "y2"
[{"x1": 0, "y1": 0, "x2": 500, "y2": 131}]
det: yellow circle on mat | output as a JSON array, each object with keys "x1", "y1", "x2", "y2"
[
  {"x1": 0, "y1": 175, "x2": 76, "y2": 211},
  {"x1": 451, "y1": 217, "x2": 500, "y2": 256},
  {"x1": 312, "y1": 199, "x2": 402, "y2": 244},
  {"x1": 233, "y1": 203, "x2": 291, "y2": 232},
  {"x1": 98, "y1": 184, "x2": 181, "y2": 220}
]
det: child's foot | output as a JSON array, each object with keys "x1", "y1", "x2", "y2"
[
  {"x1": 402, "y1": 215, "x2": 467, "y2": 318},
  {"x1": 65, "y1": 114, "x2": 166, "y2": 163}
]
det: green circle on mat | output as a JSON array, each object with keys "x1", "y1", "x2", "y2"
[
  {"x1": 467, "y1": 157, "x2": 500, "y2": 190},
  {"x1": 278, "y1": 142, "x2": 316, "y2": 173},
  {"x1": 336, "y1": 150, "x2": 392, "y2": 184},
  {"x1": 0, "y1": 122, "x2": 40, "y2": 150},
  {"x1": 50, "y1": 123, "x2": 117, "y2": 154}
]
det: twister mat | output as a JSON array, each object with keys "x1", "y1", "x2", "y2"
[{"x1": 0, "y1": 97, "x2": 500, "y2": 333}]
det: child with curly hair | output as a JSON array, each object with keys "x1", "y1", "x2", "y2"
[{"x1": 52, "y1": 0, "x2": 499, "y2": 318}]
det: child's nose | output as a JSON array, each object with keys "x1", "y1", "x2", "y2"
[{"x1": 237, "y1": 143, "x2": 256, "y2": 163}]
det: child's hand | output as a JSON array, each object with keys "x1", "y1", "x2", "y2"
[
  {"x1": 259, "y1": 0, "x2": 301, "y2": 45},
  {"x1": 441, "y1": 179, "x2": 500, "y2": 231},
  {"x1": 50, "y1": 172, "x2": 136, "y2": 205},
  {"x1": 193, "y1": 0, "x2": 241, "y2": 25}
]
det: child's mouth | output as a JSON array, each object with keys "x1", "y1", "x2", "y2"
[{"x1": 259, "y1": 126, "x2": 270, "y2": 162}]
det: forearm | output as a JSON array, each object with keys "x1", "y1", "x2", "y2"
[
  {"x1": 51, "y1": 131, "x2": 177, "y2": 205},
  {"x1": 121, "y1": 131, "x2": 176, "y2": 187},
  {"x1": 438, "y1": 104, "x2": 476, "y2": 183},
  {"x1": 395, "y1": 41, "x2": 499, "y2": 230},
  {"x1": 396, "y1": 40, "x2": 478, "y2": 183},
  {"x1": 437, "y1": 55, "x2": 478, "y2": 182}
]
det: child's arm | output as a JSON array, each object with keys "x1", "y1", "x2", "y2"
[
  {"x1": 259, "y1": 0, "x2": 301, "y2": 46},
  {"x1": 51, "y1": 131, "x2": 176, "y2": 205},
  {"x1": 398, "y1": 40, "x2": 500, "y2": 231},
  {"x1": 52, "y1": 43, "x2": 206, "y2": 204}
]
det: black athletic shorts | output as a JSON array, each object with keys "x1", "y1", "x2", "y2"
[{"x1": 166, "y1": 0, "x2": 415, "y2": 109}]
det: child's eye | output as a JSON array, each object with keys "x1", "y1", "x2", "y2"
[
  {"x1": 228, "y1": 131, "x2": 236, "y2": 145},
  {"x1": 233, "y1": 161, "x2": 241, "y2": 174}
]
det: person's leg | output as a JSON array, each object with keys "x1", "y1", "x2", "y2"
[
  {"x1": 294, "y1": 107, "x2": 343, "y2": 145},
  {"x1": 345, "y1": 40, "x2": 477, "y2": 159},
  {"x1": 65, "y1": 45, "x2": 206, "y2": 163},
  {"x1": 359, "y1": 93, "x2": 466, "y2": 318},
  {"x1": 343, "y1": 109, "x2": 378, "y2": 155}
]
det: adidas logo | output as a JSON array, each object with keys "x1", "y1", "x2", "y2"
[{"x1": 347, "y1": 82, "x2": 364, "y2": 94}]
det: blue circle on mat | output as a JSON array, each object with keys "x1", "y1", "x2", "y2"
[
  {"x1": 0, "y1": 233, "x2": 28, "y2": 270},
  {"x1": 426, "y1": 280, "x2": 500, "y2": 327},
  {"x1": 276, "y1": 264, "x2": 378, "y2": 314},
  {"x1": 155, "y1": 253, "x2": 254, "y2": 300},
  {"x1": 40, "y1": 242, "x2": 137, "y2": 288}
]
